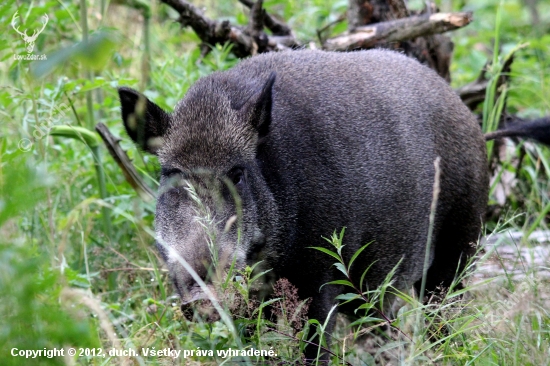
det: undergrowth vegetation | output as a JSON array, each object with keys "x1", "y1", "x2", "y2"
[{"x1": 0, "y1": 0, "x2": 549, "y2": 365}]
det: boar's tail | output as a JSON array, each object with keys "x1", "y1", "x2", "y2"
[{"x1": 484, "y1": 116, "x2": 550, "y2": 146}]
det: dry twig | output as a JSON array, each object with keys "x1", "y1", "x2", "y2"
[
  {"x1": 238, "y1": 0, "x2": 293, "y2": 36},
  {"x1": 95, "y1": 122, "x2": 155, "y2": 202}
]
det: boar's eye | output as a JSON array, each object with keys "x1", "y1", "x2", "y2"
[
  {"x1": 161, "y1": 167, "x2": 182, "y2": 178},
  {"x1": 228, "y1": 167, "x2": 244, "y2": 187}
]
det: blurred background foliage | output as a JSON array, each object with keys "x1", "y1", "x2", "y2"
[{"x1": 0, "y1": 0, "x2": 549, "y2": 364}]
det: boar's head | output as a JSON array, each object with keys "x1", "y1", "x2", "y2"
[{"x1": 118, "y1": 72, "x2": 278, "y2": 313}]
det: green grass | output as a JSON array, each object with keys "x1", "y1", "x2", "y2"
[{"x1": 1, "y1": 0, "x2": 549, "y2": 364}]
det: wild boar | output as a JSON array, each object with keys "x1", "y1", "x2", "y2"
[{"x1": 118, "y1": 49, "x2": 548, "y2": 360}]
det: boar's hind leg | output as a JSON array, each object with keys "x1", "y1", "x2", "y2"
[{"x1": 414, "y1": 215, "x2": 480, "y2": 299}]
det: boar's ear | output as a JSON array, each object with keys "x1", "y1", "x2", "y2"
[
  {"x1": 233, "y1": 72, "x2": 276, "y2": 138},
  {"x1": 118, "y1": 87, "x2": 170, "y2": 155}
]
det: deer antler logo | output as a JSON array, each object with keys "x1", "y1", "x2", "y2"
[{"x1": 11, "y1": 11, "x2": 49, "y2": 53}]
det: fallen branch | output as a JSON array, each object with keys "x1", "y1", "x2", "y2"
[
  {"x1": 95, "y1": 122, "x2": 155, "y2": 202},
  {"x1": 160, "y1": 0, "x2": 222, "y2": 42},
  {"x1": 316, "y1": 14, "x2": 346, "y2": 45},
  {"x1": 160, "y1": 0, "x2": 298, "y2": 57},
  {"x1": 324, "y1": 12, "x2": 472, "y2": 51},
  {"x1": 238, "y1": 0, "x2": 293, "y2": 36},
  {"x1": 247, "y1": 0, "x2": 265, "y2": 37}
]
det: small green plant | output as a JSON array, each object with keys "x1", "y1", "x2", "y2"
[
  {"x1": 311, "y1": 228, "x2": 414, "y2": 363},
  {"x1": 312, "y1": 228, "x2": 492, "y2": 364},
  {"x1": 313, "y1": 228, "x2": 396, "y2": 323}
]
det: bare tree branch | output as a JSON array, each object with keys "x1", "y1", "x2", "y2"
[
  {"x1": 160, "y1": 0, "x2": 298, "y2": 57},
  {"x1": 238, "y1": 0, "x2": 293, "y2": 36},
  {"x1": 325, "y1": 11, "x2": 472, "y2": 51},
  {"x1": 316, "y1": 14, "x2": 346, "y2": 45},
  {"x1": 160, "y1": 0, "x2": 252, "y2": 56},
  {"x1": 95, "y1": 123, "x2": 156, "y2": 202},
  {"x1": 248, "y1": 0, "x2": 264, "y2": 36},
  {"x1": 243, "y1": 0, "x2": 266, "y2": 54},
  {"x1": 267, "y1": 35, "x2": 298, "y2": 49},
  {"x1": 160, "y1": 0, "x2": 220, "y2": 41}
]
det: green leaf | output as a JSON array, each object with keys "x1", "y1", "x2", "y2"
[
  {"x1": 335, "y1": 293, "x2": 360, "y2": 301},
  {"x1": 333, "y1": 262, "x2": 348, "y2": 276},
  {"x1": 307, "y1": 319, "x2": 321, "y2": 326},
  {"x1": 357, "y1": 302, "x2": 376, "y2": 310},
  {"x1": 32, "y1": 30, "x2": 121, "y2": 78},
  {"x1": 325, "y1": 279, "x2": 353, "y2": 287},
  {"x1": 49, "y1": 125, "x2": 100, "y2": 148},
  {"x1": 347, "y1": 240, "x2": 374, "y2": 272},
  {"x1": 319, "y1": 279, "x2": 354, "y2": 291},
  {"x1": 309, "y1": 246, "x2": 341, "y2": 262},
  {"x1": 349, "y1": 316, "x2": 381, "y2": 327},
  {"x1": 360, "y1": 260, "x2": 378, "y2": 292},
  {"x1": 250, "y1": 268, "x2": 273, "y2": 284},
  {"x1": 247, "y1": 260, "x2": 264, "y2": 273},
  {"x1": 251, "y1": 297, "x2": 281, "y2": 317}
]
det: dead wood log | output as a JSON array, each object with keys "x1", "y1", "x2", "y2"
[
  {"x1": 95, "y1": 123, "x2": 156, "y2": 202},
  {"x1": 324, "y1": 12, "x2": 472, "y2": 51},
  {"x1": 341, "y1": 1, "x2": 462, "y2": 82}
]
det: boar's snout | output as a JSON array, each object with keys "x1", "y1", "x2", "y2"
[
  {"x1": 179, "y1": 284, "x2": 220, "y2": 322},
  {"x1": 159, "y1": 209, "x2": 244, "y2": 322},
  {"x1": 167, "y1": 243, "x2": 226, "y2": 322}
]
